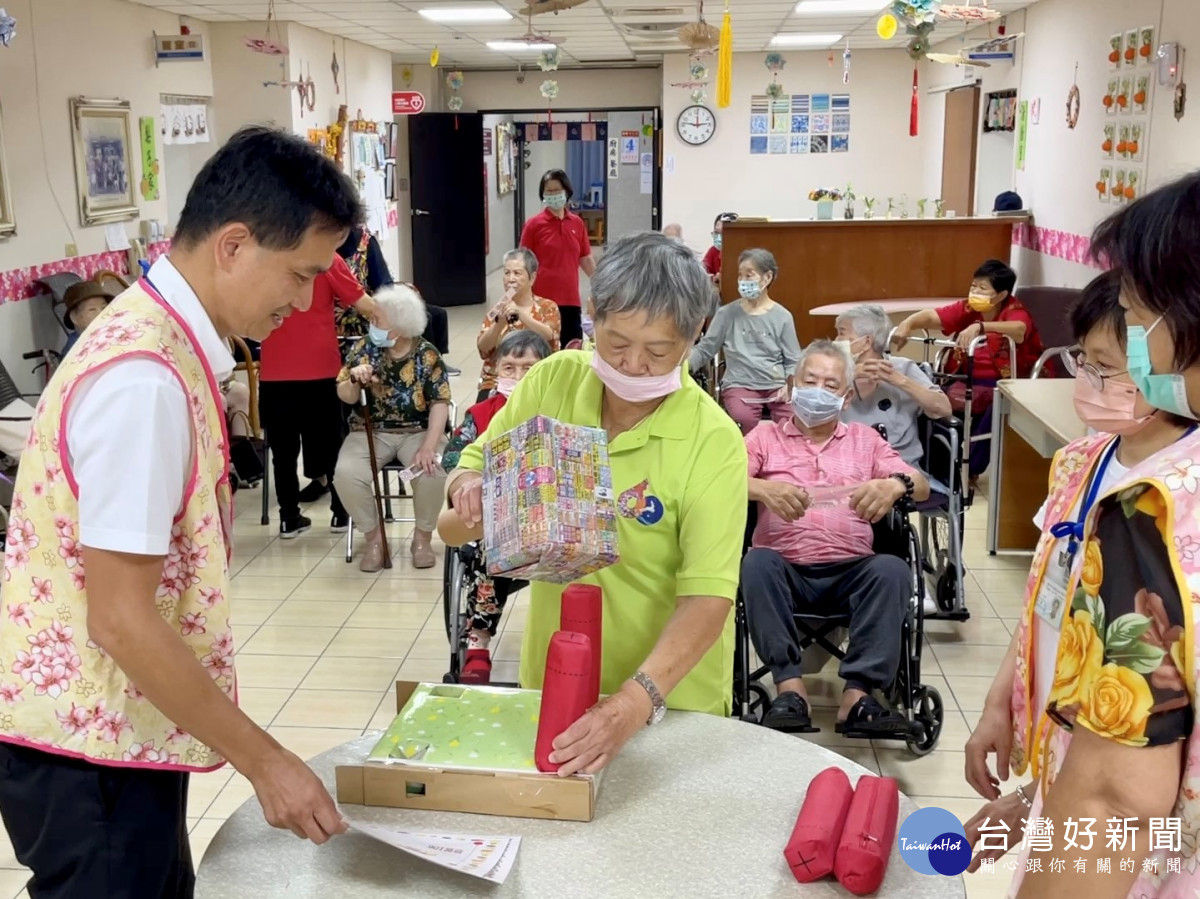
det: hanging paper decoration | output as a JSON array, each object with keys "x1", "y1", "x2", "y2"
[
  {"x1": 446, "y1": 70, "x2": 464, "y2": 92},
  {"x1": 430, "y1": 45, "x2": 440, "y2": 67},
  {"x1": 716, "y1": 4, "x2": 732, "y2": 109},
  {"x1": 691, "y1": 88, "x2": 707, "y2": 104},
  {"x1": 244, "y1": 0, "x2": 288, "y2": 54},
  {"x1": 843, "y1": 41, "x2": 852, "y2": 84},
  {"x1": 937, "y1": 0, "x2": 1000, "y2": 22},
  {"x1": 764, "y1": 52, "x2": 785, "y2": 98},
  {"x1": 910, "y1": 66, "x2": 919, "y2": 137},
  {"x1": 540, "y1": 79, "x2": 559, "y2": 101},
  {"x1": 0, "y1": 8, "x2": 16, "y2": 47},
  {"x1": 331, "y1": 41, "x2": 340, "y2": 94},
  {"x1": 538, "y1": 48, "x2": 559, "y2": 71},
  {"x1": 1065, "y1": 62, "x2": 1080, "y2": 129},
  {"x1": 876, "y1": 12, "x2": 898, "y2": 40},
  {"x1": 766, "y1": 82, "x2": 784, "y2": 99},
  {"x1": 690, "y1": 61, "x2": 708, "y2": 80},
  {"x1": 448, "y1": 96, "x2": 464, "y2": 111},
  {"x1": 401, "y1": 65, "x2": 414, "y2": 87}
]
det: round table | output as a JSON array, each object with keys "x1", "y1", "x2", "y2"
[
  {"x1": 197, "y1": 714, "x2": 965, "y2": 898},
  {"x1": 809, "y1": 299, "x2": 959, "y2": 317}
]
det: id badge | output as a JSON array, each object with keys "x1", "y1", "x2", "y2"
[{"x1": 1033, "y1": 548, "x2": 1072, "y2": 626}]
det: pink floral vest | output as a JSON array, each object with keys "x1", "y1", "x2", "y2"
[
  {"x1": 1007, "y1": 429, "x2": 1200, "y2": 896},
  {"x1": 0, "y1": 280, "x2": 235, "y2": 771}
]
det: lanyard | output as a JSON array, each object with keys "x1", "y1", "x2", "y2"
[{"x1": 1049, "y1": 439, "x2": 1119, "y2": 559}]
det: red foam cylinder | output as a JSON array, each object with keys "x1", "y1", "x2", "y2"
[
  {"x1": 784, "y1": 766, "x2": 854, "y2": 883},
  {"x1": 560, "y1": 584, "x2": 602, "y2": 707},
  {"x1": 834, "y1": 775, "x2": 900, "y2": 896},
  {"x1": 535, "y1": 631, "x2": 594, "y2": 773}
]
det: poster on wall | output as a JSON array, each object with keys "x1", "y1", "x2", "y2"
[
  {"x1": 620, "y1": 131, "x2": 638, "y2": 164},
  {"x1": 70, "y1": 97, "x2": 138, "y2": 226},
  {"x1": 1015, "y1": 100, "x2": 1029, "y2": 171},
  {"x1": 750, "y1": 92, "x2": 850, "y2": 154},
  {"x1": 607, "y1": 137, "x2": 619, "y2": 180},
  {"x1": 138, "y1": 116, "x2": 160, "y2": 201},
  {"x1": 639, "y1": 152, "x2": 652, "y2": 193}
]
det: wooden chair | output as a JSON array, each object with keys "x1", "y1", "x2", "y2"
[{"x1": 226, "y1": 335, "x2": 272, "y2": 525}]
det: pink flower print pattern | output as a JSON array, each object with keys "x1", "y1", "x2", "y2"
[
  {"x1": 4, "y1": 517, "x2": 39, "y2": 572},
  {"x1": 197, "y1": 586, "x2": 222, "y2": 609},
  {"x1": 196, "y1": 513, "x2": 216, "y2": 536},
  {"x1": 157, "y1": 526, "x2": 207, "y2": 600},
  {"x1": 6, "y1": 604, "x2": 32, "y2": 628},
  {"x1": 13, "y1": 621, "x2": 82, "y2": 698},
  {"x1": 69, "y1": 570, "x2": 86, "y2": 592},
  {"x1": 56, "y1": 702, "x2": 92, "y2": 736},
  {"x1": 201, "y1": 631, "x2": 234, "y2": 682},
  {"x1": 92, "y1": 700, "x2": 132, "y2": 743},
  {"x1": 123, "y1": 741, "x2": 181, "y2": 765},
  {"x1": 43, "y1": 459, "x2": 61, "y2": 485},
  {"x1": 1178, "y1": 534, "x2": 1200, "y2": 565},
  {"x1": 123, "y1": 682, "x2": 145, "y2": 701},
  {"x1": 0, "y1": 683, "x2": 23, "y2": 706},
  {"x1": 29, "y1": 577, "x2": 53, "y2": 604},
  {"x1": 166, "y1": 726, "x2": 187, "y2": 744},
  {"x1": 57, "y1": 535, "x2": 83, "y2": 570},
  {"x1": 179, "y1": 612, "x2": 207, "y2": 637}
]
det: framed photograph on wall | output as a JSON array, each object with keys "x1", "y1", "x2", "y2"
[
  {"x1": 70, "y1": 97, "x2": 138, "y2": 226},
  {"x1": 495, "y1": 122, "x2": 516, "y2": 196},
  {"x1": 0, "y1": 100, "x2": 15, "y2": 238}
]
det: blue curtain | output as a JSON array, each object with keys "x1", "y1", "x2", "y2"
[{"x1": 566, "y1": 141, "x2": 606, "y2": 209}]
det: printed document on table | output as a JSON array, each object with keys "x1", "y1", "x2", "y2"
[{"x1": 348, "y1": 820, "x2": 521, "y2": 884}]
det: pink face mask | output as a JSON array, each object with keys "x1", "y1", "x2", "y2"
[
  {"x1": 1072, "y1": 374, "x2": 1156, "y2": 436},
  {"x1": 590, "y1": 350, "x2": 683, "y2": 403},
  {"x1": 496, "y1": 377, "x2": 518, "y2": 398}
]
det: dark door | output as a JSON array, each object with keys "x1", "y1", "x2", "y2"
[{"x1": 409, "y1": 113, "x2": 485, "y2": 307}]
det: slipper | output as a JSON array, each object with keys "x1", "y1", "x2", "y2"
[
  {"x1": 834, "y1": 695, "x2": 910, "y2": 739},
  {"x1": 459, "y1": 649, "x2": 492, "y2": 684},
  {"x1": 762, "y1": 691, "x2": 820, "y2": 734}
]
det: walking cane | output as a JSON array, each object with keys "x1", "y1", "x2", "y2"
[{"x1": 359, "y1": 388, "x2": 393, "y2": 570}]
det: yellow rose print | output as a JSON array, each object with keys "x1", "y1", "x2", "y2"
[
  {"x1": 1080, "y1": 662, "x2": 1153, "y2": 745},
  {"x1": 1049, "y1": 610, "x2": 1103, "y2": 708},
  {"x1": 1080, "y1": 539, "x2": 1103, "y2": 597}
]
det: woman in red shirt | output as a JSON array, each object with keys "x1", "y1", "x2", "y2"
[{"x1": 518, "y1": 169, "x2": 595, "y2": 346}]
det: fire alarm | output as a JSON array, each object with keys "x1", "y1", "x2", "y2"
[{"x1": 1158, "y1": 42, "x2": 1182, "y2": 86}]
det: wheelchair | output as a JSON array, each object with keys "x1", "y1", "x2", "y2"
[
  {"x1": 732, "y1": 501, "x2": 944, "y2": 757},
  {"x1": 441, "y1": 541, "x2": 526, "y2": 684}
]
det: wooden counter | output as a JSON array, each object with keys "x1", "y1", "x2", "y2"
[{"x1": 721, "y1": 216, "x2": 1027, "y2": 346}]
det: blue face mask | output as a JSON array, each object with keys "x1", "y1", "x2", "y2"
[
  {"x1": 368, "y1": 324, "x2": 396, "y2": 349},
  {"x1": 738, "y1": 279, "x2": 763, "y2": 301},
  {"x1": 712, "y1": 233, "x2": 723, "y2": 250},
  {"x1": 543, "y1": 193, "x2": 568, "y2": 211},
  {"x1": 791, "y1": 385, "x2": 844, "y2": 428},
  {"x1": 1127, "y1": 317, "x2": 1196, "y2": 419}
]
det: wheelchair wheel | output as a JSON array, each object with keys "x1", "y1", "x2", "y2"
[
  {"x1": 936, "y1": 569, "x2": 959, "y2": 613},
  {"x1": 743, "y1": 683, "x2": 770, "y2": 724},
  {"x1": 905, "y1": 686, "x2": 944, "y2": 757}
]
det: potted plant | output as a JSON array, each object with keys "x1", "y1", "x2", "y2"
[
  {"x1": 808, "y1": 188, "x2": 843, "y2": 221},
  {"x1": 934, "y1": 198, "x2": 945, "y2": 218},
  {"x1": 863, "y1": 197, "x2": 876, "y2": 219},
  {"x1": 843, "y1": 183, "x2": 856, "y2": 219},
  {"x1": 916, "y1": 198, "x2": 927, "y2": 218}
]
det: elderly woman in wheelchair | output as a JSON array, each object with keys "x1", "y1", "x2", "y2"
[{"x1": 743, "y1": 340, "x2": 930, "y2": 736}]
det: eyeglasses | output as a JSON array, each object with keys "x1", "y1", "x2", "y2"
[{"x1": 1063, "y1": 347, "x2": 1128, "y2": 391}]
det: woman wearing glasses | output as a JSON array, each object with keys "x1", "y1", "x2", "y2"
[{"x1": 959, "y1": 267, "x2": 1192, "y2": 877}]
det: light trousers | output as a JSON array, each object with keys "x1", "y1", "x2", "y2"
[{"x1": 334, "y1": 430, "x2": 447, "y2": 533}]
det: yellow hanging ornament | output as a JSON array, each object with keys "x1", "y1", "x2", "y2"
[
  {"x1": 876, "y1": 13, "x2": 898, "y2": 40},
  {"x1": 430, "y1": 45, "x2": 440, "y2": 67},
  {"x1": 716, "y1": 4, "x2": 733, "y2": 109}
]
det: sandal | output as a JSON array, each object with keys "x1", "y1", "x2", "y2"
[
  {"x1": 834, "y1": 695, "x2": 910, "y2": 739},
  {"x1": 762, "y1": 691, "x2": 820, "y2": 734},
  {"x1": 459, "y1": 649, "x2": 492, "y2": 684}
]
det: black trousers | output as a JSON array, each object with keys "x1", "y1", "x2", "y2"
[
  {"x1": 259, "y1": 378, "x2": 347, "y2": 521},
  {"x1": 741, "y1": 549, "x2": 908, "y2": 692},
  {"x1": 558, "y1": 305, "x2": 582, "y2": 347},
  {"x1": 0, "y1": 743, "x2": 193, "y2": 899}
]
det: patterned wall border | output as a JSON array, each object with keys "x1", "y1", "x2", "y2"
[
  {"x1": 0, "y1": 240, "x2": 171, "y2": 306},
  {"x1": 1012, "y1": 222, "x2": 1101, "y2": 268}
]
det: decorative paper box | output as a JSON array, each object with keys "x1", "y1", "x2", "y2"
[
  {"x1": 481, "y1": 416, "x2": 619, "y2": 583},
  {"x1": 336, "y1": 682, "x2": 599, "y2": 822}
]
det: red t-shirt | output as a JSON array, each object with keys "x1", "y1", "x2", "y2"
[
  {"x1": 703, "y1": 246, "x2": 722, "y2": 277},
  {"x1": 935, "y1": 295, "x2": 1043, "y2": 381},
  {"x1": 260, "y1": 253, "x2": 364, "y2": 382},
  {"x1": 518, "y1": 208, "x2": 591, "y2": 308}
]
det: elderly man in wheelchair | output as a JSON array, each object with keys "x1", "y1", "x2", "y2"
[{"x1": 743, "y1": 340, "x2": 930, "y2": 737}]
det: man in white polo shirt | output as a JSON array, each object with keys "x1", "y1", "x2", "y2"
[{"x1": 0, "y1": 126, "x2": 361, "y2": 898}]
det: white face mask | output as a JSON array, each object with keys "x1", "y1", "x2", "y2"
[{"x1": 791, "y1": 385, "x2": 845, "y2": 427}]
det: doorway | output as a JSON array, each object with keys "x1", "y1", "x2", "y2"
[{"x1": 940, "y1": 86, "x2": 980, "y2": 217}]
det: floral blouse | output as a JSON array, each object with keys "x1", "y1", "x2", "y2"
[
  {"x1": 476, "y1": 296, "x2": 561, "y2": 391},
  {"x1": 1047, "y1": 484, "x2": 1193, "y2": 747},
  {"x1": 339, "y1": 337, "x2": 451, "y2": 433}
]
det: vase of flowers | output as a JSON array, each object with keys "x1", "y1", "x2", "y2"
[
  {"x1": 899, "y1": 195, "x2": 910, "y2": 219},
  {"x1": 916, "y1": 198, "x2": 927, "y2": 218},
  {"x1": 934, "y1": 198, "x2": 946, "y2": 218},
  {"x1": 886, "y1": 197, "x2": 895, "y2": 219},
  {"x1": 843, "y1": 184, "x2": 856, "y2": 219},
  {"x1": 808, "y1": 188, "x2": 843, "y2": 221},
  {"x1": 863, "y1": 197, "x2": 876, "y2": 219}
]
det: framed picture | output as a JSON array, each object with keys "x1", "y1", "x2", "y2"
[
  {"x1": 0, "y1": 100, "x2": 15, "y2": 238},
  {"x1": 70, "y1": 97, "x2": 138, "y2": 226},
  {"x1": 495, "y1": 122, "x2": 516, "y2": 196}
]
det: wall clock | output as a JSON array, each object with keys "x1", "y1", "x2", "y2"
[{"x1": 676, "y1": 105, "x2": 716, "y2": 146}]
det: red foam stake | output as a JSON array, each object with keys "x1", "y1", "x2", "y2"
[
  {"x1": 560, "y1": 584, "x2": 602, "y2": 707},
  {"x1": 784, "y1": 766, "x2": 854, "y2": 883},
  {"x1": 834, "y1": 775, "x2": 900, "y2": 896},
  {"x1": 535, "y1": 631, "x2": 593, "y2": 773}
]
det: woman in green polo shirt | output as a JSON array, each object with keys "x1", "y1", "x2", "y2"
[{"x1": 439, "y1": 231, "x2": 748, "y2": 777}]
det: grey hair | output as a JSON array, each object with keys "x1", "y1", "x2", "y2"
[
  {"x1": 373, "y1": 283, "x2": 428, "y2": 337},
  {"x1": 590, "y1": 231, "x2": 711, "y2": 338},
  {"x1": 835, "y1": 303, "x2": 891, "y2": 354},
  {"x1": 496, "y1": 329, "x2": 551, "y2": 361},
  {"x1": 504, "y1": 247, "x2": 539, "y2": 277},
  {"x1": 738, "y1": 248, "x2": 779, "y2": 285},
  {"x1": 797, "y1": 338, "x2": 856, "y2": 386}
]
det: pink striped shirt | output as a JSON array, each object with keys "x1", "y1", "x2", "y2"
[{"x1": 746, "y1": 418, "x2": 914, "y2": 565}]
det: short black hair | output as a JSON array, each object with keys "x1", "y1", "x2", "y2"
[
  {"x1": 1090, "y1": 170, "x2": 1200, "y2": 369},
  {"x1": 1069, "y1": 269, "x2": 1125, "y2": 346},
  {"x1": 713, "y1": 212, "x2": 738, "y2": 228},
  {"x1": 497, "y1": 329, "x2": 551, "y2": 361},
  {"x1": 973, "y1": 259, "x2": 1016, "y2": 296},
  {"x1": 538, "y1": 169, "x2": 573, "y2": 201},
  {"x1": 174, "y1": 126, "x2": 363, "y2": 252}
]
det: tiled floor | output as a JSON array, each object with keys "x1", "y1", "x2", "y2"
[{"x1": 0, "y1": 300, "x2": 1030, "y2": 898}]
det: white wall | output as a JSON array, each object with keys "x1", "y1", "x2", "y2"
[
  {"x1": 606, "y1": 110, "x2": 656, "y2": 240},
  {"x1": 0, "y1": 0, "x2": 214, "y2": 393},
  {"x1": 483, "y1": 113, "x2": 516, "y2": 273},
  {"x1": 209, "y1": 21, "x2": 291, "y2": 146},
  {"x1": 452, "y1": 67, "x2": 661, "y2": 112},
  {"x1": 661, "y1": 49, "x2": 935, "y2": 249}
]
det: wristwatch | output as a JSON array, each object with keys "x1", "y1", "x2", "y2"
[
  {"x1": 631, "y1": 671, "x2": 666, "y2": 726},
  {"x1": 889, "y1": 472, "x2": 914, "y2": 499}
]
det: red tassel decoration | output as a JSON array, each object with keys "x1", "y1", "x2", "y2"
[{"x1": 910, "y1": 66, "x2": 919, "y2": 137}]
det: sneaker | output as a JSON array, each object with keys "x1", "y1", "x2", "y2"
[
  {"x1": 279, "y1": 514, "x2": 312, "y2": 539},
  {"x1": 444, "y1": 364, "x2": 462, "y2": 377},
  {"x1": 330, "y1": 513, "x2": 350, "y2": 534},
  {"x1": 297, "y1": 480, "x2": 329, "y2": 503}
]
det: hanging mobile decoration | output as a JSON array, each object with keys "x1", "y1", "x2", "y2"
[
  {"x1": 843, "y1": 40, "x2": 852, "y2": 84},
  {"x1": 691, "y1": 88, "x2": 707, "y2": 103},
  {"x1": 877, "y1": 12, "x2": 898, "y2": 39},
  {"x1": 446, "y1": 70, "x2": 465, "y2": 115},
  {"x1": 331, "y1": 40, "x2": 340, "y2": 94},
  {"x1": 716, "y1": 1, "x2": 732, "y2": 108},
  {"x1": 0, "y1": 7, "x2": 17, "y2": 47},
  {"x1": 1065, "y1": 62, "x2": 1080, "y2": 129},
  {"x1": 538, "y1": 48, "x2": 559, "y2": 71},
  {"x1": 910, "y1": 66, "x2": 919, "y2": 136},
  {"x1": 540, "y1": 78, "x2": 559, "y2": 123},
  {"x1": 430, "y1": 45, "x2": 440, "y2": 67},
  {"x1": 764, "y1": 52, "x2": 785, "y2": 98},
  {"x1": 889, "y1": 0, "x2": 939, "y2": 137},
  {"x1": 245, "y1": 0, "x2": 288, "y2": 54}
]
